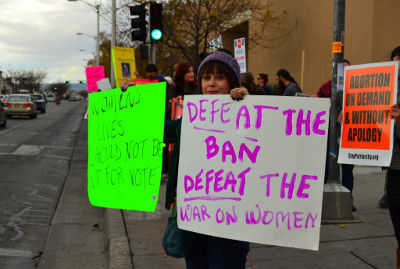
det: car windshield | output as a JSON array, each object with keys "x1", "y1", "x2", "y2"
[
  {"x1": 8, "y1": 95, "x2": 30, "y2": 102},
  {"x1": 31, "y1": 95, "x2": 43, "y2": 101}
]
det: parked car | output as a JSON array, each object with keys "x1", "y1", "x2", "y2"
[
  {"x1": 46, "y1": 94, "x2": 56, "y2": 102},
  {"x1": 0, "y1": 100, "x2": 7, "y2": 128},
  {"x1": 4, "y1": 94, "x2": 37, "y2": 119},
  {"x1": 0, "y1": 95, "x2": 8, "y2": 102},
  {"x1": 69, "y1": 95, "x2": 81, "y2": 101},
  {"x1": 31, "y1": 93, "x2": 46, "y2": 113}
]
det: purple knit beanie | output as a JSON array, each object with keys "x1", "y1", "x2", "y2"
[{"x1": 197, "y1": 51, "x2": 241, "y2": 88}]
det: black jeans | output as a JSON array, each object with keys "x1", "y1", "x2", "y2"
[
  {"x1": 387, "y1": 168, "x2": 400, "y2": 249},
  {"x1": 341, "y1": 164, "x2": 355, "y2": 193},
  {"x1": 184, "y1": 232, "x2": 249, "y2": 269}
]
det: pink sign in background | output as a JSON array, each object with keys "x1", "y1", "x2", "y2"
[{"x1": 85, "y1": 66, "x2": 106, "y2": 92}]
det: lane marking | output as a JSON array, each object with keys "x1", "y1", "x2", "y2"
[
  {"x1": 0, "y1": 248, "x2": 35, "y2": 258},
  {"x1": 0, "y1": 122, "x2": 26, "y2": 135}
]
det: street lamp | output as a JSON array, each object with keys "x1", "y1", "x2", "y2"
[
  {"x1": 76, "y1": 32, "x2": 99, "y2": 65},
  {"x1": 68, "y1": 0, "x2": 100, "y2": 66}
]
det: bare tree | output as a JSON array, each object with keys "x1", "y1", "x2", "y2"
[
  {"x1": 161, "y1": 0, "x2": 293, "y2": 67},
  {"x1": 3, "y1": 69, "x2": 47, "y2": 93}
]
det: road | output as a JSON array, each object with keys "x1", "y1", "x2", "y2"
[{"x1": 0, "y1": 100, "x2": 105, "y2": 268}]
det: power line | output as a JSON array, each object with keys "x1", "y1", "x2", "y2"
[{"x1": 0, "y1": 9, "x2": 89, "y2": 15}]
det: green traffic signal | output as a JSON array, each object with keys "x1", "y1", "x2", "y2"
[
  {"x1": 66, "y1": 80, "x2": 71, "y2": 84},
  {"x1": 151, "y1": 29, "x2": 162, "y2": 41},
  {"x1": 54, "y1": 87, "x2": 58, "y2": 90}
]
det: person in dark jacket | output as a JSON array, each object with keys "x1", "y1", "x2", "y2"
[
  {"x1": 386, "y1": 46, "x2": 400, "y2": 268},
  {"x1": 256, "y1": 73, "x2": 272, "y2": 95},
  {"x1": 316, "y1": 59, "x2": 350, "y2": 97},
  {"x1": 241, "y1": 72, "x2": 264, "y2": 95},
  {"x1": 276, "y1": 69, "x2": 301, "y2": 96},
  {"x1": 173, "y1": 62, "x2": 200, "y2": 98},
  {"x1": 164, "y1": 50, "x2": 250, "y2": 269}
]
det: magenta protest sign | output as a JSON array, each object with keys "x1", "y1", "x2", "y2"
[
  {"x1": 177, "y1": 95, "x2": 330, "y2": 251},
  {"x1": 85, "y1": 66, "x2": 106, "y2": 93}
]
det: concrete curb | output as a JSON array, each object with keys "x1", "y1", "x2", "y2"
[{"x1": 103, "y1": 208, "x2": 133, "y2": 269}]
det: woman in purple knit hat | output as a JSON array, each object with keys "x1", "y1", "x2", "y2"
[{"x1": 121, "y1": 50, "x2": 250, "y2": 268}]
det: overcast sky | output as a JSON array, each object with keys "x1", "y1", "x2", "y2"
[{"x1": 0, "y1": 0, "x2": 109, "y2": 83}]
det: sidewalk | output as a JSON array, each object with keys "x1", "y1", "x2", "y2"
[
  {"x1": 111, "y1": 166, "x2": 396, "y2": 269},
  {"x1": 39, "y1": 113, "x2": 107, "y2": 268}
]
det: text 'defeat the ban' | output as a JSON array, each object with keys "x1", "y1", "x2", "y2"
[{"x1": 177, "y1": 95, "x2": 330, "y2": 251}]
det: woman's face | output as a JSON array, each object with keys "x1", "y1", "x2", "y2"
[
  {"x1": 257, "y1": 76, "x2": 265, "y2": 86},
  {"x1": 184, "y1": 66, "x2": 195, "y2": 82},
  {"x1": 201, "y1": 71, "x2": 230, "y2": 94}
]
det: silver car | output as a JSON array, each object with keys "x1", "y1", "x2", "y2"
[{"x1": 4, "y1": 94, "x2": 37, "y2": 119}]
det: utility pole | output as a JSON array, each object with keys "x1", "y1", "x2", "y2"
[
  {"x1": 322, "y1": 0, "x2": 353, "y2": 220},
  {"x1": 96, "y1": 4, "x2": 100, "y2": 66},
  {"x1": 111, "y1": 0, "x2": 116, "y2": 88}
]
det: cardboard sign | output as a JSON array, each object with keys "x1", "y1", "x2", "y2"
[
  {"x1": 112, "y1": 47, "x2": 137, "y2": 88},
  {"x1": 234, "y1": 37, "x2": 246, "y2": 73},
  {"x1": 87, "y1": 82, "x2": 166, "y2": 211},
  {"x1": 208, "y1": 35, "x2": 223, "y2": 53},
  {"x1": 338, "y1": 61, "x2": 398, "y2": 166},
  {"x1": 85, "y1": 66, "x2": 106, "y2": 93},
  {"x1": 177, "y1": 95, "x2": 330, "y2": 251},
  {"x1": 171, "y1": 98, "x2": 184, "y2": 120},
  {"x1": 97, "y1": 78, "x2": 112, "y2": 91}
]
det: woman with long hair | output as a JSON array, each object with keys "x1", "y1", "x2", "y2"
[
  {"x1": 257, "y1": 73, "x2": 272, "y2": 95},
  {"x1": 173, "y1": 63, "x2": 199, "y2": 98}
]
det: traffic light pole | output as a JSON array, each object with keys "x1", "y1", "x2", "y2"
[
  {"x1": 322, "y1": 0, "x2": 352, "y2": 220},
  {"x1": 111, "y1": 0, "x2": 116, "y2": 88}
]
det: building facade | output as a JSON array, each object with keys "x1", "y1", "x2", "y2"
[{"x1": 222, "y1": 0, "x2": 400, "y2": 95}]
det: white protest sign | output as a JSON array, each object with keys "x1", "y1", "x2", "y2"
[
  {"x1": 97, "y1": 78, "x2": 112, "y2": 91},
  {"x1": 337, "y1": 63, "x2": 344, "y2": 91},
  {"x1": 234, "y1": 37, "x2": 246, "y2": 73},
  {"x1": 177, "y1": 95, "x2": 330, "y2": 251},
  {"x1": 208, "y1": 35, "x2": 223, "y2": 52}
]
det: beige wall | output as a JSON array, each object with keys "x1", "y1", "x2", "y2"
[
  {"x1": 233, "y1": 0, "x2": 400, "y2": 95},
  {"x1": 372, "y1": 0, "x2": 400, "y2": 62}
]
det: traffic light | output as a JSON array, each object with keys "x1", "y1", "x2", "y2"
[
  {"x1": 54, "y1": 87, "x2": 58, "y2": 90},
  {"x1": 150, "y1": 3, "x2": 163, "y2": 41},
  {"x1": 65, "y1": 81, "x2": 70, "y2": 84},
  {"x1": 79, "y1": 80, "x2": 85, "y2": 84},
  {"x1": 130, "y1": 4, "x2": 147, "y2": 42}
]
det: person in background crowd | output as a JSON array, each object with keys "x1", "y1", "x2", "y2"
[
  {"x1": 173, "y1": 63, "x2": 199, "y2": 98},
  {"x1": 241, "y1": 72, "x2": 264, "y2": 95},
  {"x1": 276, "y1": 69, "x2": 301, "y2": 96},
  {"x1": 316, "y1": 59, "x2": 350, "y2": 97},
  {"x1": 257, "y1": 73, "x2": 272, "y2": 95},
  {"x1": 318, "y1": 59, "x2": 356, "y2": 211},
  {"x1": 384, "y1": 45, "x2": 400, "y2": 267},
  {"x1": 163, "y1": 50, "x2": 250, "y2": 268},
  {"x1": 387, "y1": 103, "x2": 400, "y2": 267},
  {"x1": 379, "y1": 46, "x2": 400, "y2": 209},
  {"x1": 146, "y1": 63, "x2": 164, "y2": 81}
]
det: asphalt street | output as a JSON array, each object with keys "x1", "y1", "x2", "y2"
[{"x1": 0, "y1": 100, "x2": 94, "y2": 268}]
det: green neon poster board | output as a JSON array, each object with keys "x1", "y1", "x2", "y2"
[{"x1": 87, "y1": 82, "x2": 166, "y2": 211}]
